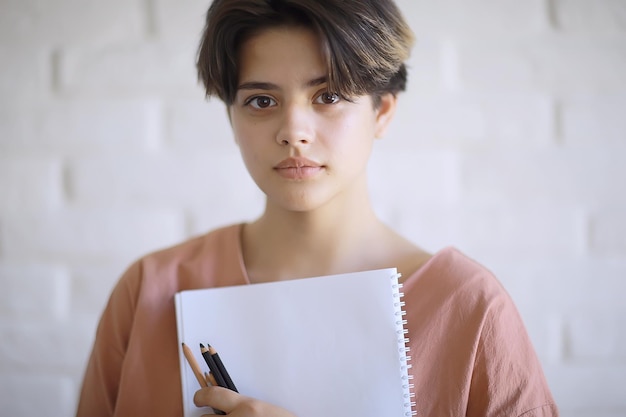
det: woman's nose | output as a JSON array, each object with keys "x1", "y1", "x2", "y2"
[{"x1": 275, "y1": 103, "x2": 315, "y2": 146}]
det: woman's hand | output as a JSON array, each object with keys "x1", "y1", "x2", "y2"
[{"x1": 194, "y1": 386, "x2": 297, "y2": 417}]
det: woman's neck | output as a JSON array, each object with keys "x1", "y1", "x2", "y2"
[
  {"x1": 241, "y1": 202, "x2": 431, "y2": 284},
  {"x1": 241, "y1": 192, "x2": 393, "y2": 282}
]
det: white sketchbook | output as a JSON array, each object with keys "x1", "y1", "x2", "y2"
[{"x1": 174, "y1": 268, "x2": 415, "y2": 417}]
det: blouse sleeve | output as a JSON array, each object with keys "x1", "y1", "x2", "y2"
[
  {"x1": 467, "y1": 289, "x2": 559, "y2": 417},
  {"x1": 75, "y1": 261, "x2": 143, "y2": 417}
]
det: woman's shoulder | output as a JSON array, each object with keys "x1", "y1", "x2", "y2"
[
  {"x1": 117, "y1": 223, "x2": 246, "y2": 292},
  {"x1": 404, "y1": 248, "x2": 558, "y2": 416},
  {"x1": 403, "y1": 246, "x2": 513, "y2": 320},
  {"x1": 408, "y1": 247, "x2": 504, "y2": 294},
  {"x1": 141, "y1": 223, "x2": 242, "y2": 266}
]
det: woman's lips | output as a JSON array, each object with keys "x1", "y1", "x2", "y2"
[{"x1": 274, "y1": 157, "x2": 324, "y2": 180}]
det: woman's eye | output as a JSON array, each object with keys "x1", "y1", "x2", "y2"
[
  {"x1": 246, "y1": 96, "x2": 277, "y2": 109},
  {"x1": 316, "y1": 92, "x2": 340, "y2": 104}
]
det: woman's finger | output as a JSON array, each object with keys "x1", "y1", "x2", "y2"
[{"x1": 194, "y1": 385, "x2": 243, "y2": 413}]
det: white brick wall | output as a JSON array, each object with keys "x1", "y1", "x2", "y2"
[{"x1": 0, "y1": 0, "x2": 624, "y2": 416}]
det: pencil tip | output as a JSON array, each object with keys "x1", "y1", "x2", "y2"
[
  {"x1": 199, "y1": 343, "x2": 205, "y2": 348},
  {"x1": 181, "y1": 342, "x2": 185, "y2": 347}
]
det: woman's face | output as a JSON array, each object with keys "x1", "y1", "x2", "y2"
[{"x1": 228, "y1": 26, "x2": 396, "y2": 213}]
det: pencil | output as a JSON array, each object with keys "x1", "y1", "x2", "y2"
[
  {"x1": 181, "y1": 343, "x2": 208, "y2": 388},
  {"x1": 200, "y1": 343, "x2": 228, "y2": 388},
  {"x1": 208, "y1": 343, "x2": 238, "y2": 393},
  {"x1": 205, "y1": 371, "x2": 218, "y2": 387},
  {"x1": 198, "y1": 344, "x2": 227, "y2": 416}
]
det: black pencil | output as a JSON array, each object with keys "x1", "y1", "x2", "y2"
[
  {"x1": 208, "y1": 343, "x2": 238, "y2": 392},
  {"x1": 199, "y1": 344, "x2": 227, "y2": 416},
  {"x1": 200, "y1": 343, "x2": 228, "y2": 388}
]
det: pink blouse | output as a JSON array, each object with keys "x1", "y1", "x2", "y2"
[{"x1": 76, "y1": 223, "x2": 558, "y2": 416}]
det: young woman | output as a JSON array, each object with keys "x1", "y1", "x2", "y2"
[{"x1": 76, "y1": 0, "x2": 559, "y2": 416}]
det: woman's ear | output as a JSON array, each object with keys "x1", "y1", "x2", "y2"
[{"x1": 374, "y1": 93, "x2": 398, "y2": 139}]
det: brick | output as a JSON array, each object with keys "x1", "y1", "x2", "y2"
[
  {"x1": 70, "y1": 263, "x2": 130, "y2": 316},
  {"x1": 525, "y1": 314, "x2": 564, "y2": 365},
  {"x1": 455, "y1": 205, "x2": 585, "y2": 259},
  {"x1": 589, "y1": 208, "x2": 626, "y2": 257},
  {"x1": 165, "y1": 98, "x2": 235, "y2": 151},
  {"x1": 562, "y1": 94, "x2": 626, "y2": 145},
  {"x1": 399, "y1": 0, "x2": 550, "y2": 38},
  {"x1": 455, "y1": 37, "x2": 626, "y2": 94},
  {"x1": 0, "y1": 100, "x2": 162, "y2": 153},
  {"x1": 0, "y1": 46, "x2": 51, "y2": 105},
  {"x1": 66, "y1": 150, "x2": 259, "y2": 212},
  {"x1": 565, "y1": 411, "x2": 626, "y2": 417},
  {"x1": 153, "y1": 0, "x2": 212, "y2": 41},
  {"x1": 101, "y1": 149, "x2": 266, "y2": 236},
  {"x1": 392, "y1": 203, "x2": 586, "y2": 262},
  {"x1": 386, "y1": 93, "x2": 486, "y2": 148},
  {"x1": 404, "y1": 38, "x2": 448, "y2": 94},
  {"x1": 537, "y1": 37, "x2": 626, "y2": 93},
  {"x1": 460, "y1": 148, "x2": 626, "y2": 206},
  {"x1": 0, "y1": 105, "x2": 36, "y2": 150},
  {"x1": 0, "y1": 0, "x2": 146, "y2": 47},
  {"x1": 553, "y1": 0, "x2": 626, "y2": 33},
  {"x1": 0, "y1": 318, "x2": 96, "y2": 374},
  {"x1": 382, "y1": 204, "x2": 462, "y2": 262},
  {"x1": 567, "y1": 313, "x2": 626, "y2": 362},
  {"x1": 57, "y1": 40, "x2": 201, "y2": 97},
  {"x1": 368, "y1": 150, "x2": 460, "y2": 205},
  {"x1": 1, "y1": 207, "x2": 187, "y2": 263},
  {"x1": 480, "y1": 93, "x2": 556, "y2": 147},
  {"x1": 0, "y1": 374, "x2": 75, "y2": 417},
  {"x1": 0, "y1": 263, "x2": 70, "y2": 320},
  {"x1": 453, "y1": 40, "x2": 535, "y2": 92},
  {"x1": 188, "y1": 196, "x2": 266, "y2": 237},
  {"x1": 388, "y1": 92, "x2": 555, "y2": 148},
  {"x1": 32, "y1": 99, "x2": 163, "y2": 153},
  {"x1": 185, "y1": 159, "x2": 265, "y2": 235},
  {"x1": 545, "y1": 364, "x2": 626, "y2": 410},
  {"x1": 0, "y1": 156, "x2": 64, "y2": 212},
  {"x1": 487, "y1": 259, "x2": 626, "y2": 332}
]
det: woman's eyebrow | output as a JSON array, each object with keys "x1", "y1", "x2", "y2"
[
  {"x1": 305, "y1": 76, "x2": 327, "y2": 87},
  {"x1": 237, "y1": 81, "x2": 278, "y2": 91},
  {"x1": 237, "y1": 76, "x2": 328, "y2": 91}
]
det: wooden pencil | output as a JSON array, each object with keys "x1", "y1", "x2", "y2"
[
  {"x1": 204, "y1": 371, "x2": 217, "y2": 386},
  {"x1": 181, "y1": 343, "x2": 208, "y2": 388}
]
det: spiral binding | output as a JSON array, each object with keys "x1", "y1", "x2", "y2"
[{"x1": 391, "y1": 273, "x2": 417, "y2": 416}]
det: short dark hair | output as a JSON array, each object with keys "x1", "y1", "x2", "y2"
[{"x1": 197, "y1": 0, "x2": 414, "y2": 106}]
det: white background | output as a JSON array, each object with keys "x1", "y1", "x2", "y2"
[{"x1": 0, "y1": 0, "x2": 625, "y2": 416}]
